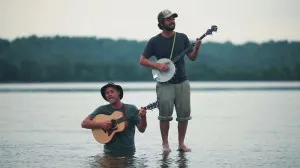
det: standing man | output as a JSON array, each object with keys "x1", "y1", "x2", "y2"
[
  {"x1": 81, "y1": 82, "x2": 147, "y2": 156},
  {"x1": 139, "y1": 9, "x2": 202, "y2": 152}
]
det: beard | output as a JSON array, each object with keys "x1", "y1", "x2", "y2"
[
  {"x1": 107, "y1": 97, "x2": 116, "y2": 104},
  {"x1": 163, "y1": 24, "x2": 175, "y2": 31}
]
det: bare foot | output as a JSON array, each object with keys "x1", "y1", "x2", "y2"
[
  {"x1": 162, "y1": 143, "x2": 171, "y2": 153},
  {"x1": 178, "y1": 144, "x2": 191, "y2": 152}
]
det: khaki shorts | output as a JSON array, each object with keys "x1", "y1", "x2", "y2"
[{"x1": 156, "y1": 80, "x2": 191, "y2": 122}]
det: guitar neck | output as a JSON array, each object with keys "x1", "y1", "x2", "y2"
[
  {"x1": 113, "y1": 101, "x2": 158, "y2": 125},
  {"x1": 171, "y1": 33, "x2": 207, "y2": 63},
  {"x1": 114, "y1": 113, "x2": 134, "y2": 125}
]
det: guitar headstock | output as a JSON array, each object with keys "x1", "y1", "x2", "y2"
[
  {"x1": 205, "y1": 25, "x2": 218, "y2": 35},
  {"x1": 145, "y1": 101, "x2": 159, "y2": 110}
]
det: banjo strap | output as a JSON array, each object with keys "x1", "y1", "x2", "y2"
[{"x1": 169, "y1": 32, "x2": 176, "y2": 59}]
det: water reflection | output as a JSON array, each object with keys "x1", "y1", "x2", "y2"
[
  {"x1": 160, "y1": 151, "x2": 189, "y2": 168},
  {"x1": 89, "y1": 151, "x2": 189, "y2": 168},
  {"x1": 176, "y1": 151, "x2": 189, "y2": 168},
  {"x1": 89, "y1": 153, "x2": 147, "y2": 168},
  {"x1": 159, "y1": 152, "x2": 172, "y2": 168}
]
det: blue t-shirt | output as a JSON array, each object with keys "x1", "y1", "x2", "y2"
[
  {"x1": 143, "y1": 32, "x2": 193, "y2": 84},
  {"x1": 90, "y1": 103, "x2": 141, "y2": 155}
]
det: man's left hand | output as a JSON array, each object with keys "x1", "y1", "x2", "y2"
[
  {"x1": 195, "y1": 38, "x2": 202, "y2": 49},
  {"x1": 139, "y1": 108, "x2": 147, "y2": 118}
]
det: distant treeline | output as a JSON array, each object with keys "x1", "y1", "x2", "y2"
[{"x1": 0, "y1": 35, "x2": 299, "y2": 82}]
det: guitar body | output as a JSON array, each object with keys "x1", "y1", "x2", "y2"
[
  {"x1": 89, "y1": 101, "x2": 158, "y2": 144},
  {"x1": 91, "y1": 111, "x2": 126, "y2": 144},
  {"x1": 151, "y1": 58, "x2": 176, "y2": 82}
]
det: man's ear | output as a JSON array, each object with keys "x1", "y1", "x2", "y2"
[{"x1": 158, "y1": 22, "x2": 163, "y2": 30}]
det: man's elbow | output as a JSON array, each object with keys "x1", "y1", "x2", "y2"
[
  {"x1": 81, "y1": 122, "x2": 86, "y2": 128},
  {"x1": 138, "y1": 128, "x2": 146, "y2": 133},
  {"x1": 81, "y1": 121, "x2": 89, "y2": 129},
  {"x1": 137, "y1": 125, "x2": 146, "y2": 133},
  {"x1": 188, "y1": 56, "x2": 196, "y2": 61},
  {"x1": 139, "y1": 56, "x2": 144, "y2": 65},
  {"x1": 139, "y1": 55, "x2": 150, "y2": 66},
  {"x1": 189, "y1": 53, "x2": 199, "y2": 61}
]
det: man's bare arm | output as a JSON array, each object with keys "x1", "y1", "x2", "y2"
[
  {"x1": 139, "y1": 55, "x2": 169, "y2": 72},
  {"x1": 187, "y1": 40, "x2": 202, "y2": 61},
  {"x1": 81, "y1": 115, "x2": 108, "y2": 129},
  {"x1": 136, "y1": 116, "x2": 147, "y2": 133},
  {"x1": 139, "y1": 55, "x2": 159, "y2": 69}
]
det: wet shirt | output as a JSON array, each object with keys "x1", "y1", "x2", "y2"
[
  {"x1": 90, "y1": 104, "x2": 141, "y2": 155},
  {"x1": 143, "y1": 32, "x2": 193, "y2": 84}
]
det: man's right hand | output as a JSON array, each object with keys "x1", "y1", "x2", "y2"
[
  {"x1": 100, "y1": 120, "x2": 113, "y2": 130},
  {"x1": 156, "y1": 63, "x2": 169, "y2": 72}
]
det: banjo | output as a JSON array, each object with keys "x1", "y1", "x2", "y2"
[{"x1": 152, "y1": 25, "x2": 218, "y2": 82}]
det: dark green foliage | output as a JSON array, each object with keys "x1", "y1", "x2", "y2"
[{"x1": 0, "y1": 36, "x2": 299, "y2": 82}]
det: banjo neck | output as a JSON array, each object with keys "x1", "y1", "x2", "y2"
[{"x1": 171, "y1": 33, "x2": 207, "y2": 63}]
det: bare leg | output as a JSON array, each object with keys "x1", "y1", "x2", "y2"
[
  {"x1": 178, "y1": 120, "x2": 191, "y2": 152},
  {"x1": 160, "y1": 120, "x2": 171, "y2": 152}
]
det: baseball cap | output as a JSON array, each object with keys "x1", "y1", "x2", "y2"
[{"x1": 157, "y1": 9, "x2": 178, "y2": 22}]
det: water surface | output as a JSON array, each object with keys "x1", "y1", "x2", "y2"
[{"x1": 0, "y1": 82, "x2": 300, "y2": 168}]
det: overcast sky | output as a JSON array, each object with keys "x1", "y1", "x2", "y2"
[{"x1": 1, "y1": 0, "x2": 299, "y2": 44}]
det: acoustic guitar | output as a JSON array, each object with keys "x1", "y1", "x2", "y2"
[
  {"x1": 91, "y1": 101, "x2": 158, "y2": 144},
  {"x1": 152, "y1": 25, "x2": 218, "y2": 82}
]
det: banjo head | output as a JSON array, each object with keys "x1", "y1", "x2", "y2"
[{"x1": 151, "y1": 58, "x2": 176, "y2": 82}]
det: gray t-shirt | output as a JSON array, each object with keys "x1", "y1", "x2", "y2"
[
  {"x1": 90, "y1": 103, "x2": 141, "y2": 155},
  {"x1": 143, "y1": 32, "x2": 193, "y2": 84}
]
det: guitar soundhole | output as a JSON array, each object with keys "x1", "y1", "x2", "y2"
[
  {"x1": 107, "y1": 129, "x2": 113, "y2": 136},
  {"x1": 102, "y1": 126, "x2": 118, "y2": 136},
  {"x1": 107, "y1": 127, "x2": 118, "y2": 136},
  {"x1": 111, "y1": 119, "x2": 117, "y2": 128}
]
